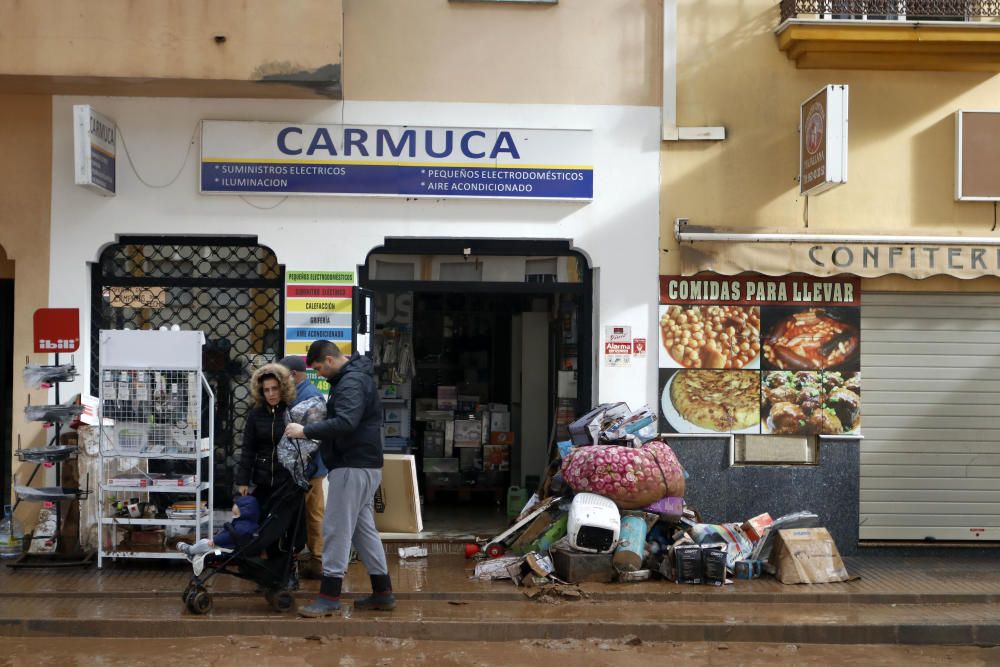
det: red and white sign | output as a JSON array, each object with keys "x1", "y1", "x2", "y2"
[
  {"x1": 33, "y1": 308, "x2": 80, "y2": 353},
  {"x1": 604, "y1": 325, "x2": 632, "y2": 367},
  {"x1": 633, "y1": 338, "x2": 647, "y2": 358}
]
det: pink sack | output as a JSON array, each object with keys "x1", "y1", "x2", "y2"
[{"x1": 561, "y1": 440, "x2": 686, "y2": 509}]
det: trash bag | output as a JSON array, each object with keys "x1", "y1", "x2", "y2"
[
  {"x1": 276, "y1": 396, "x2": 327, "y2": 488},
  {"x1": 560, "y1": 440, "x2": 685, "y2": 509}
]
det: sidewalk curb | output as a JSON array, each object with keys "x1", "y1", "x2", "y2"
[
  {"x1": 1, "y1": 590, "x2": 998, "y2": 605},
  {"x1": 1, "y1": 616, "x2": 998, "y2": 646}
]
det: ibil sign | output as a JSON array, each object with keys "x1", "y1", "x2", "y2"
[{"x1": 800, "y1": 85, "x2": 848, "y2": 197}]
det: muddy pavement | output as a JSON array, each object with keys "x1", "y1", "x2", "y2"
[{"x1": 1, "y1": 636, "x2": 998, "y2": 667}]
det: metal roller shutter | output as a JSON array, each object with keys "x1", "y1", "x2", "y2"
[{"x1": 861, "y1": 292, "x2": 1000, "y2": 541}]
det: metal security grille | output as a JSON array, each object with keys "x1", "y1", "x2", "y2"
[
  {"x1": 91, "y1": 237, "x2": 284, "y2": 507},
  {"x1": 780, "y1": 0, "x2": 1000, "y2": 20}
]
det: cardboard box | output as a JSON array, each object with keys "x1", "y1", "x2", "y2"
[
  {"x1": 773, "y1": 527, "x2": 850, "y2": 585},
  {"x1": 484, "y1": 444, "x2": 510, "y2": 471},
  {"x1": 742, "y1": 513, "x2": 774, "y2": 542},
  {"x1": 674, "y1": 544, "x2": 703, "y2": 584},
  {"x1": 454, "y1": 418, "x2": 482, "y2": 447},
  {"x1": 490, "y1": 411, "x2": 511, "y2": 433},
  {"x1": 459, "y1": 446, "x2": 481, "y2": 471},
  {"x1": 374, "y1": 454, "x2": 423, "y2": 534},
  {"x1": 490, "y1": 431, "x2": 515, "y2": 446},
  {"x1": 437, "y1": 386, "x2": 457, "y2": 411}
]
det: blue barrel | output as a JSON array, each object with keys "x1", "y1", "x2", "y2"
[{"x1": 613, "y1": 512, "x2": 648, "y2": 572}]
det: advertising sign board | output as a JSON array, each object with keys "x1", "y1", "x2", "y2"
[
  {"x1": 800, "y1": 85, "x2": 848, "y2": 196},
  {"x1": 201, "y1": 121, "x2": 593, "y2": 200},
  {"x1": 657, "y1": 274, "x2": 861, "y2": 436},
  {"x1": 74, "y1": 105, "x2": 117, "y2": 196}
]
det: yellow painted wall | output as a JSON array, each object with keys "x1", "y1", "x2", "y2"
[
  {"x1": 0, "y1": 95, "x2": 52, "y2": 527},
  {"x1": 662, "y1": 1, "x2": 1000, "y2": 291},
  {"x1": 344, "y1": 0, "x2": 661, "y2": 106},
  {"x1": 0, "y1": 0, "x2": 343, "y2": 98}
]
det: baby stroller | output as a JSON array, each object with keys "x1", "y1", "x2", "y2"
[{"x1": 181, "y1": 430, "x2": 319, "y2": 615}]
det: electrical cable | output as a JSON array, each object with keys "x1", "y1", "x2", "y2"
[
  {"x1": 993, "y1": 202, "x2": 997, "y2": 232},
  {"x1": 117, "y1": 121, "x2": 200, "y2": 189},
  {"x1": 238, "y1": 195, "x2": 289, "y2": 210}
]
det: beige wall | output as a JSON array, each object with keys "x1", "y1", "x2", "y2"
[
  {"x1": 344, "y1": 0, "x2": 661, "y2": 106},
  {"x1": 0, "y1": 0, "x2": 343, "y2": 99},
  {"x1": 661, "y1": 0, "x2": 1000, "y2": 291},
  {"x1": 0, "y1": 95, "x2": 52, "y2": 526}
]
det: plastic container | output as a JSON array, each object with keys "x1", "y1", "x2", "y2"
[
  {"x1": 0, "y1": 504, "x2": 24, "y2": 559},
  {"x1": 506, "y1": 486, "x2": 528, "y2": 519},
  {"x1": 613, "y1": 512, "x2": 649, "y2": 572}
]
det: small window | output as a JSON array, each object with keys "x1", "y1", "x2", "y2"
[
  {"x1": 374, "y1": 260, "x2": 416, "y2": 281},
  {"x1": 734, "y1": 434, "x2": 817, "y2": 465},
  {"x1": 439, "y1": 261, "x2": 483, "y2": 282}
]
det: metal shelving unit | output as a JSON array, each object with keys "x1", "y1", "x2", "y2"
[{"x1": 96, "y1": 330, "x2": 214, "y2": 567}]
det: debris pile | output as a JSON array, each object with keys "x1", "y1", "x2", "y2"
[{"x1": 471, "y1": 403, "x2": 853, "y2": 589}]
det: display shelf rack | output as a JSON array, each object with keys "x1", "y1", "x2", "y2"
[{"x1": 96, "y1": 330, "x2": 215, "y2": 568}]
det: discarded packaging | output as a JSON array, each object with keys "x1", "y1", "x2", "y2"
[
  {"x1": 742, "y1": 513, "x2": 774, "y2": 542},
  {"x1": 674, "y1": 543, "x2": 703, "y2": 584},
  {"x1": 772, "y1": 527, "x2": 851, "y2": 585},
  {"x1": 507, "y1": 552, "x2": 555, "y2": 586},
  {"x1": 643, "y1": 496, "x2": 684, "y2": 523},
  {"x1": 701, "y1": 543, "x2": 728, "y2": 586},
  {"x1": 750, "y1": 511, "x2": 819, "y2": 562},
  {"x1": 398, "y1": 546, "x2": 428, "y2": 559},
  {"x1": 474, "y1": 555, "x2": 520, "y2": 580}
]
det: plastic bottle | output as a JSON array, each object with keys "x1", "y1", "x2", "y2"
[{"x1": 0, "y1": 504, "x2": 24, "y2": 559}]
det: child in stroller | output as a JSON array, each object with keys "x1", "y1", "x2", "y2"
[
  {"x1": 180, "y1": 397, "x2": 323, "y2": 615},
  {"x1": 176, "y1": 494, "x2": 260, "y2": 557}
]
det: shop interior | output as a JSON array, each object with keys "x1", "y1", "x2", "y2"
[{"x1": 363, "y1": 243, "x2": 592, "y2": 537}]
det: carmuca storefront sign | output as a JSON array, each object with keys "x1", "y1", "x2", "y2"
[{"x1": 200, "y1": 121, "x2": 593, "y2": 201}]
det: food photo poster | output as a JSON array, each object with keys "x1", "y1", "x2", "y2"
[{"x1": 657, "y1": 274, "x2": 862, "y2": 436}]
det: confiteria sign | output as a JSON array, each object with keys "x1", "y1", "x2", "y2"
[{"x1": 680, "y1": 241, "x2": 1000, "y2": 280}]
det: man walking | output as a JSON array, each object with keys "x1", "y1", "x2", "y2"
[
  {"x1": 285, "y1": 339, "x2": 394, "y2": 617},
  {"x1": 278, "y1": 355, "x2": 327, "y2": 580}
]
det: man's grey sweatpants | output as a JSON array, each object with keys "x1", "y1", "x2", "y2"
[{"x1": 322, "y1": 467, "x2": 388, "y2": 579}]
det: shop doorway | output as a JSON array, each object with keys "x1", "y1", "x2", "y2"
[
  {"x1": 0, "y1": 266, "x2": 12, "y2": 507},
  {"x1": 361, "y1": 239, "x2": 592, "y2": 537},
  {"x1": 91, "y1": 236, "x2": 284, "y2": 506}
]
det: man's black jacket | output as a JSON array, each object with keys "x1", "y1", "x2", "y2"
[{"x1": 303, "y1": 354, "x2": 384, "y2": 470}]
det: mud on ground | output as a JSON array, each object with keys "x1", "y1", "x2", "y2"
[{"x1": 1, "y1": 636, "x2": 998, "y2": 667}]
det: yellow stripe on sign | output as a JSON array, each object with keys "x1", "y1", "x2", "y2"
[
  {"x1": 285, "y1": 298, "x2": 353, "y2": 313},
  {"x1": 285, "y1": 340, "x2": 352, "y2": 356}
]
